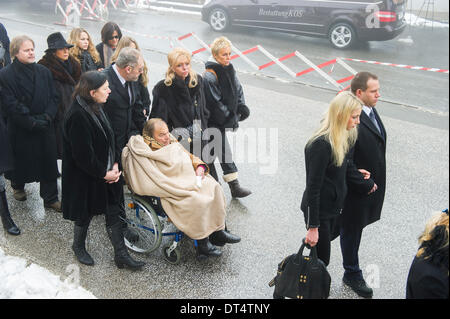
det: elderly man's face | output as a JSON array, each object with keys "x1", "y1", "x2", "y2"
[
  {"x1": 126, "y1": 56, "x2": 144, "y2": 82},
  {"x1": 153, "y1": 122, "x2": 170, "y2": 146}
]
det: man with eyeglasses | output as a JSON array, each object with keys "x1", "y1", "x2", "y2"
[{"x1": 102, "y1": 47, "x2": 147, "y2": 244}]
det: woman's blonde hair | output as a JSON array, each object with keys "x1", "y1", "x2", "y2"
[
  {"x1": 68, "y1": 28, "x2": 101, "y2": 65},
  {"x1": 308, "y1": 91, "x2": 362, "y2": 167},
  {"x1": 10, "y1": 35, "x2": 35, "y2": 60},
  {"x1": 110, "y1": 36, "x2": 149, "y2": 87},
  {"x1": 164, "y1": 47, "x2": 198, "y2": 88},
  {"x1": 211, "y1": 36, "x2": 232, "y2": 57},
  {"x1": 417, "y1": 211, "x2": 449, "y2": 260}
]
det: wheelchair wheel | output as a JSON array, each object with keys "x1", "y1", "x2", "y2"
[
  {"x1": 124, "y1": 195, "x2": 162, "y2": 253},
  {"x1": 163, "y1": 244, "x2": 181, "y2": 265}
]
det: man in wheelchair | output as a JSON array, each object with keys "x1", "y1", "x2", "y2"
[{"x1": 122, "y1": 118, "x2": 240, "y2": 258}]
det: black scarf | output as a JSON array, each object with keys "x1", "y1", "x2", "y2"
[
  {"x1": 171, "y1": 75, "x2": 202, "y2": 121},
  {"x1": 75, "y1": 95, "x2": 116, "y2": 170},
  {"x1": 205, "y1": 61, "x2": 238, "y2": 115},
  {"x1": 11, "y1": 59, "x2": 35, "y2": 101},
  {"x1": 61, "y1": 58, "x2": 73, "y2": 75}
]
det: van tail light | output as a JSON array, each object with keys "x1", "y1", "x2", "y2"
[{"x1": 375, "y1": 11, "x2": 397, "y2": 22}]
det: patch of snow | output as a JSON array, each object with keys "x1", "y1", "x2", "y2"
[
  {"x1": 405, "y1": 13, "x2": 449, "y2": 28},
  {"x1": 0, "y1": 248, "x2": 96, "y2": 299}
]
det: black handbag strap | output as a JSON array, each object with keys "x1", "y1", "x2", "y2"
[{"x1": 295, "y1": 238, "x2": 319, "y2": 265}]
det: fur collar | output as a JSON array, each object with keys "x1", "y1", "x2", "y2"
[{"x1": 38, "y1": 53, "x2": 81, "y2": 85}]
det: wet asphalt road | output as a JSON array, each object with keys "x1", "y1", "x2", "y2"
[{"x1": 0, "y1": 0, "x2": 449, "y2": 300}]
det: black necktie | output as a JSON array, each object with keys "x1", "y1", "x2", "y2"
[
  {"x1": 369, "y1": 109, "x2": 383, "y2": 137},
  {"x1": 124, "y1": 81, "x2": 131, "y2": 104}
]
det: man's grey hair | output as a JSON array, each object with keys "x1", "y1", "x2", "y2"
[{"x1": 116, "y1": 47, "x2": 141, "y2": 69}]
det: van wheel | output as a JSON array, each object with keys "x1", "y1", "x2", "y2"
[
  {"x1": 329, "y1": 23, "x2": 356, "y2": 49},
  {"x1": 209, "y1": 7, "x2": 230, "y2": 32}
]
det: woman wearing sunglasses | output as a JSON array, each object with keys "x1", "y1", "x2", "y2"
[{"x1": 96, "y1": 21, "x2": 122, "y2": 69}]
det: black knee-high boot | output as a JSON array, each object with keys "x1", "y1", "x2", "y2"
[
  {"x1": 108, "y1": 221, "x2": 145, "y2": 270},
  {"x1": 72, "y1": 223, "x2": 94, "y2": 266},
  {"x1": 0, "y1": 190, "x2": 20, "y2": 236}
]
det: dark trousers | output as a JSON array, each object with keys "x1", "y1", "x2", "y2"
[
  {"x1": 12, "y1": 180, "x2": 58, "y2": 204},
  {"x1": 316, "y1": 216, "x2": 340, "y2": 267},
  {"x1": 340, "y1": 225, "x2": 364, "y2": 280},
  {"x1": 204, "y1": 129, "x2": 238, "y2": 182}
]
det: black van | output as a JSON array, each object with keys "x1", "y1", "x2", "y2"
[{"x1": 201, "y1": 0, "x2": 407, "y2": 49}]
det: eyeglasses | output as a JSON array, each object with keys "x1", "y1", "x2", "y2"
[
  {"x1": 130, "y1": 65, "x2": 144, "y2": 73},
  {"x1": 109, "y1": 35, "x2": 120, "y2": 40}
]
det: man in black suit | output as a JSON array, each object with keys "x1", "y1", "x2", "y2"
[
  {"x1": 341, "y1": 72, "x2": 387, "y2": 298},
  {"x1": 102, "y1": 47, "x2": 146, "y2": 242},
  {"x1": 103, "y1": 47, "x2": 146, "y2": 157}
]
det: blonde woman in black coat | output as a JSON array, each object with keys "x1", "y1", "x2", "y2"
[
  {"x1": 406, "y1": 209, "x2": 449, "y2": 299},
  {"x1": 62, "y1": 71, "x2": 144, "y2": 270},
  {"x1": 150, "y1": 47, "x2": 209, "y2": 158},
  {"x1": 68, "y1": 28, "x2": 103, "y2": 73},
  {"x1": 301, "y1": 91, "x2": 364, "y2": 267},
  {"x1": 203, "y1": 36, "x2": 251, "y2": 198}
]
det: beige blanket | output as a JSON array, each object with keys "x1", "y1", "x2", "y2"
[{"x1": 122, "y1": 135, "x2": 226, "y2": 239}]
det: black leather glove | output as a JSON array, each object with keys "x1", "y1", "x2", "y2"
[
  {"x1": 238, "y1": 104, "x2": 250, "y2": 122},
  {"x1": 31, "y1": 114, "x2": 51, "y2": 132}
]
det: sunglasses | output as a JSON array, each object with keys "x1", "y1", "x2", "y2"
[{"x1": 109, "y1": 35, "x2": 120, "y2": 40}]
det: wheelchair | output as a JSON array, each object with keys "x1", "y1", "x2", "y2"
[{"x1": 123, "y1": 192, "x2": 186, "y2": 265}]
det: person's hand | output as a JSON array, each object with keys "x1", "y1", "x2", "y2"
[
  {"x1": 368, "y1": 183, "x2": 378, "y2": 194},
  {"x1": 358, "y1": 169, "x2": 371, "y2": 180},
  {"x1": 104, "y1": 169, "x2": 121, "y2": 184},
  {"x1": 305, "y1": 228, "x2": 319, "y2": 247},
  {"x1": 31, "y1": 114, "x2": 51, "y2": 132},
  {"x1": 195, "y1": 166, "x2": 205, "y2": 179}
]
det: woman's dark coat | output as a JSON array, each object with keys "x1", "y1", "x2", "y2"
[
  {"x1": 0, "y1": 96, "x2": 13, "y2": 175},
  {"x1": 203, "y1": 61, "x2": 250, "y2": 130},
  {"x1": 138, "y1": 80, "x2": 151, "y2": 116},
  {"x1": 77, "y1": 50, "x2": 103, "y2": 73},
  {"x1": 406, "y1": 255, "x2": 449, "y2": 299},
  {"x1": 62, "y1": 96, "x2": 118, "y2": 222},
  {"x1": 300, "y1": 136, "x2": 359, "y2": 229},
  {"x1": 342, "y1": 109, "x2": 387, "y2": 230},
  {"x1": 38, "y1": 53, "x2": 81, "y2": 159},
  {"x1": 95, "y1": 43, "x2": 111, "y2": 69},
  {"x1": 0, "y1": 22, "x2": 11, "y2": 69},
  {"x1": 150, "y1": 75, "x2": 209, "y2": 134},
  {"x1": 0, "y1": 60, "x2": 58, "y2": 184}
]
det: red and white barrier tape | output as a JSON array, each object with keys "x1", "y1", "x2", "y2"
[
  {"x1": 343, "y1": 58, "x2": 449, "y2": 74},
  {"x1": 177, "y1": 32, "x2": 356, "y2": 89}
]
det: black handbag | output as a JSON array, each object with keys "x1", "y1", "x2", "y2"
[{"x1": 268, "y1": 238, "x2": 331, "y2": 299}]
